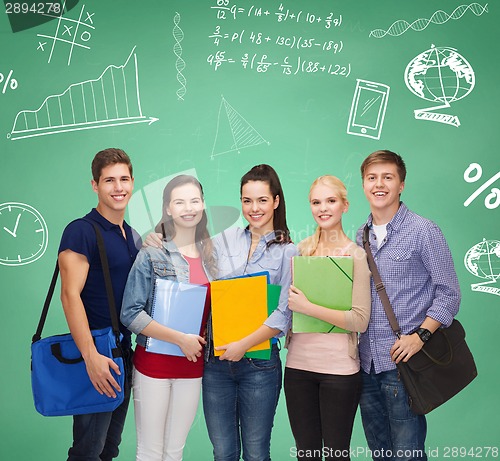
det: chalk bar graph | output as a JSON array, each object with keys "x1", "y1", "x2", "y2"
[{"x1": 8, "y1": 46, "x2": 158, "y2": 141}]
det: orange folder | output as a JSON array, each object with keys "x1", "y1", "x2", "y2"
[{"x1": 210, "y1": 275, "x2": 269, "y2": 356}]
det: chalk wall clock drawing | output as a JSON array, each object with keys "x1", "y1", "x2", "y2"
[{"x1": 0, "y1": 202, "x2": 48, "y2": 266}]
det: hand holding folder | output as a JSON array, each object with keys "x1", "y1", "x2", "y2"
[
  {"x1": 292, "y1": 256, "x2": 353, "y2": 333},
  {"x1": 146, "y1": 279, "x2": 208, "y2": 357}
]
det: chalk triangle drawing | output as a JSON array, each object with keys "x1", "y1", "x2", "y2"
[
  {"x1": 8, "y1": 46, "x2": 158, "y2": 141},
  {"x1": 211, "y1": 96, "x2": 269, "y2": 160}
]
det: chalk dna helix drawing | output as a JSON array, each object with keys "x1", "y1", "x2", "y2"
[
  {"x1": 8, "y1": 46, "x2": 158, "y2": 141},
  {"x1": 173, "y1": 12, "x2": 186, "y2": 100},
  {"x1": 370, "y1": 3, "x2": 489, "y2": 38},
  {"x1": 404, "y1": 45, "x2": 474, "y2": 127}
]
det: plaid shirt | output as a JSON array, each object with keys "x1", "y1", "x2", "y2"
[{"x1": 356, "y1": 202, "x2": 461, "y2": 374}]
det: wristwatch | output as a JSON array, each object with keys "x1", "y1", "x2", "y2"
[{"x1": 415, "y1": 328, "x2": 432, "y2": 343}]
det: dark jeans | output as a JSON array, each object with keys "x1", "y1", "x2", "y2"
[
  {"x1": 284, "y1": 367, "x2": 362, "y2": 461},
  {"x1": 359, "y1": 369, "x2": 427, "y2": 461},
  {"x1": 67, "y1": 347, "x2": 133, "y2": 461}
]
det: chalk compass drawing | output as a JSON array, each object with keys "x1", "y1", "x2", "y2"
[
  {"x1": 36, "y1": 1, "x2": 95, "y2": 65},
  {"x1": 463, "y1": 163, "x2": 500, "y2": 209},
  {"x1": 464, "y1": 239, "x2": 500, "y2": 297},
  {"x1": 0, "y1": 202, "x2": 48, "y2": 266},
  {"x1": 211, "y1": 96, "x2": 270, "y2": 160},
  {"x1": 404, "y1": 45, "x2": 474, "y2": 127},
  {"x1": 347, "y1": 79, "x2": 390, "y2": 140},
  {"x1": 370, "y1": 3, "x2": 489, "y2": 38},
  {"x1": 173, "y1": 12, "x2": 186, "y2": 100},
  {"x1": 8, "y1": 46, "x2": 159, "y2": 141}
]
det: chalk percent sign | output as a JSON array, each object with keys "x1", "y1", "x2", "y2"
[
  {"x1": 0, "y1": 70, "x2": 18, "y2": 93},
  {"x1": 463, "y1": 163, "x2": 500, "y2": 209}
]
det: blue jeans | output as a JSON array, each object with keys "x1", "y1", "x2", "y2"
[
  {"x1": 202, "y1": 344, "x2": 282, "y2": 461},
  {"x1": 67, "y1": 347, "x2": 133, "y2": 461},
  {"x1": 359, "y1": 369, "x2": 427, "y2": 461}
]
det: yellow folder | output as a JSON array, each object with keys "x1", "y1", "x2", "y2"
[{"x1": 210, "y1": 275, "x2": 269, "y2": 356}]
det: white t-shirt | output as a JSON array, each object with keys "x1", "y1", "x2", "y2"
[{"x1": 372, "y1": 223, "x2": 387, "y2": 249}]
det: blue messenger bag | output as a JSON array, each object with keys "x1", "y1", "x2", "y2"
[{"x1": 31, "y1": 221, "x2": 125, "y2": 416}]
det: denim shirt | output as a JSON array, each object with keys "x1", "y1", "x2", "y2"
[
  {"x1": 121, "y1": 239, "x2": 213, "y2": 347},
  {"x1": 213, "y1": 227, "x2": 298, "y2": 337}
]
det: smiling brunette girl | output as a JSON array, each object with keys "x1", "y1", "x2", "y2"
[
  {"x1": 203, "y1": 164, "x2": 298, "y2": 461},
  {"x1": 121, "y1": 175, "x2": 215, "y2": 461}
]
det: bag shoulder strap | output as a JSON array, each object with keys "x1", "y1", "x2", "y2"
[
  {"x1": 32, "y1": 261, "x2": 59, "y2": 343},
  {"x1": 88, "y1": 220, "x2": 120, "y2": 338},
  {"x1": 363, "y1": 225, "x2": 401, "y2": 338},
  {"x1": 32, "y1": 218, "x2": 119, "y2": 343}
]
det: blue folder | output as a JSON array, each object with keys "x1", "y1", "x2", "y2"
[
  {"x1": 222, "y1": 271, "x2": 270, "y2": 283},
  {"x1": 146, "y1": 279, "x2": 208, "y2": 357}
]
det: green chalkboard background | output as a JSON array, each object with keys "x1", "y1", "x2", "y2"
[{"x1": 1, "y1": 1, "x2": 498, "y2": 459}]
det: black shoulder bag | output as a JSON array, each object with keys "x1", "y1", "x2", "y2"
[{"x1": 363, "y1": 225, "x2": 477, "y2": 415}]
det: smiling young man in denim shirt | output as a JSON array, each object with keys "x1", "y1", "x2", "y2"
[{"x1": 356, "y1": 150, "x2": 461, "y2": 461}]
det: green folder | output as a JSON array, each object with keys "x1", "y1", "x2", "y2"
[
  {"x1": 292, "y1": 256, "x2": 353, "y2": 333},
  {"x1": 245, "y1": 284, "x2": 282, "y2": 360}
]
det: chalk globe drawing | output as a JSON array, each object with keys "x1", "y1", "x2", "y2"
[
  {"x1": 405, "y1": 45, "x2": 475, "y2": 106},
  {"x1": 464, "y1": 239, "x2": 500, "y2": 282}
]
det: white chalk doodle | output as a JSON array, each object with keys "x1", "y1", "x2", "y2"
[
  {"x1": 463, "y1": 163, "x2": 500, "y2": 209},
  {"x1": 464, "y1": 239, "x2": 500, "y2": 297},
  {"x1": 211, "y1": 96, "x2": 270, "y2": 160},
  {"x1": 347, "y1": 79, "x2": 390, "y2": 140},
  {"x1": 36, "y1": 1, "x2": 96, "y2": 65},
  {"x1": 404, "y1": 45, "x2": 474, "y2": 127},
  {"x1": 8, "y1": 46, "x2": 158, "y2": 141},
  {"x1": 0, "y1": 202, "x2": 48, "y2": 266},
  {"x1": 173, "y1": 12, "x2": 186, "y2": 100},
  {"x1": 370, "y1": 3, "x2": 489, "y2": 38},
  {"x1": 0, "y1": 69, "x2": 18, "y2": 94}
]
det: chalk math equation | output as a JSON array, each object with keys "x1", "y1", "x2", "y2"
[
  {"x1": 209, "y1": 26, "x2": 344, "y2": 55},
  {"x1": 212, "y1": 1, "x2": 342, "y2": 28},
  {"x1": 207, "y1": 52, "x2": 351, "y2": 77},
  {"x1": 208, "y1": 1, "x2": 347, "y2": 78}
]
